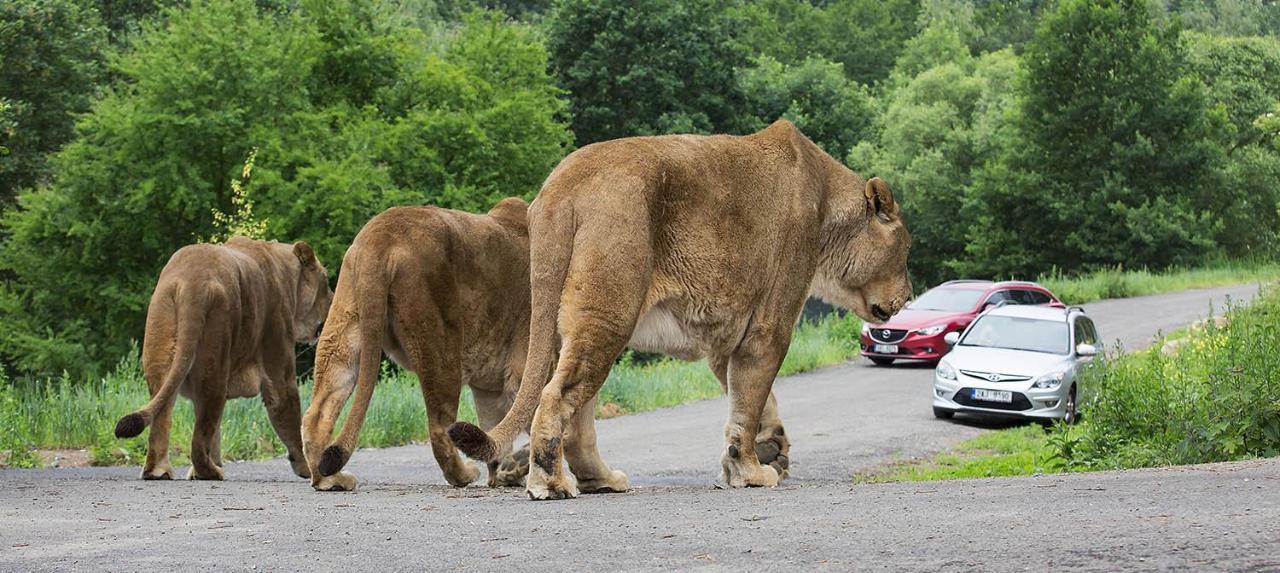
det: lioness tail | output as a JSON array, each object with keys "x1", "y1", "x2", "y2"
[
  {"x1": 115, "y1": 290, "x2": 208, "y2": 439},
  {"x1": 449, "y1": 204, "x2": 573, "y2": 463}
]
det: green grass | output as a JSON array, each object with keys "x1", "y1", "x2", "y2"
[
  {"x1": 856, "y1": 425, "x2": 1060, "y2": 483},
  {"x1": 864, "y1": 284, "x2": 1280, "y2": 484},
  {"x1": 1037, "y1": 260, "x2": 1280, "y2": 304},
  {"x1": 0, "y1": 313, "x2": 863, "y2": 467}
]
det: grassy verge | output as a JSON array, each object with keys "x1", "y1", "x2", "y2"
[
  {"x1": 862, "y1": 285, "x2": 1280, "y2": 484},
  {"x1": 1037, "y1": 259, "x2": 1280, "y2": 304},
  {"x1": 0, "y1": 313, "x2": 863, "y2": 468}
]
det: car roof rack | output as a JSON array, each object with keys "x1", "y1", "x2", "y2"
[{"x1": 1067, "y1": 305, "x2": 1087, "y2": 314}]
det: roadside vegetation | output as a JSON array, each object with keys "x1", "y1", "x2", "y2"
[{"x1": 859, "y1": 285, "x2": 1280, "y2": 484}]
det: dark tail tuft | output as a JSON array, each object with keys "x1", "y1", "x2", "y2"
[
  {"x1": 114, "y1": 412, "x2": 148, "y2": 438},
  {"x1": 317, "y1": 445, "x2": 347, "y2": 477},
  {"x1": 448, "y1": 421, "x2": 496, "y2": 462}
]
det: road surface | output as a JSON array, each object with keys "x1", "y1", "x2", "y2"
[{"x1": 2, "y1": 284, "x2": 1273, "y2": 571}]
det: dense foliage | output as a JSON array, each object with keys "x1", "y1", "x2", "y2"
[{"x1": 2, "y1": 0, "x2": 1279, "y2": 377}]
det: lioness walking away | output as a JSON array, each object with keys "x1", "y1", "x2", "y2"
[
  {"x1": 450, "y1": 120, "x2": 913, "y2": 500},
  {"x1": 115, "y1": 237, "x2": 333, "y2": 480},
  {"x1": 302, "y1": 198, "x2": 537, "y2": 492}
]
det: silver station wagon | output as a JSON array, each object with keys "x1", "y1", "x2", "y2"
[{"x1": 931, "y1": 304, "x2": 1100, "y2": 423}]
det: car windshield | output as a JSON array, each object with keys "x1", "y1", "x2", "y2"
[
  {"x1": 907, "y1": 287, "x2": 985, "y2": 312},
  {"x1": 959, "y1": 316, "x2": 1069, "y2": 354}
]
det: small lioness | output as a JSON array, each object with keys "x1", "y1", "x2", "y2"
[
  {"x1": 450, "y1": 120, "x2": 913, "y2": 500},
  {"x1": 301, "y1": 198, "x2": 535, "y2": 492},
  {"x1": 114, "y1": 237, "x2": 333, "y2": 480}
]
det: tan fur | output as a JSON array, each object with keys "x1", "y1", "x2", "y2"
[
  {"x1": 114, "y1": 237, "x2": 333, "y2": 481},
  {"x1": 301, "y1": 199, "x2": 554, "y2": 491},
  {"x1": 450, "y1": 120, "x2": 912, "y2": 500}
]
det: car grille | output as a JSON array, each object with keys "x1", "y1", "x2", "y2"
[
  {"x1": 869, "y1": 328, "x2": 909, "y2": 343},
  {"x1": 953, "y1": 388, "x2": 1033, "y2": 411},
  {"x1": 959, "y1": 370, "x2": 1032, "y2": 383}
]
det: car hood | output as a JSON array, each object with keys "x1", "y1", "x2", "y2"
[
  {"x1": 872, "y1": 308, "x2": 969, "y2": 330},
  {"x1": 943, "y1": 346, "x2": 1073, "y2": 378}
]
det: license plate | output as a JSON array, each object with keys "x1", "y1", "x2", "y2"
[
  {"x1": 873, "y1": 344, "x2": 898, "y2": 354},
  {"x1": 972, "y1": 389, "x2": 1013, "y2": 403}
]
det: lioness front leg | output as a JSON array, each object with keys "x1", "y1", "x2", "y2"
[
  {"x1": 188, "y1": 394, "x2": 226, "y2": 481},
  {"x1": 262, "y1": 366, "x2": 310, "y2": 479},
  {"x1": 474, "y1": 388, "x2": 527, "y2": 488},
  {"x1": 719, "y1": 336, "x2": 789, "y2": 488},
  {"x1": 417, "y1": 358, "x2": 480, "y2": 488},
  {"x1": 710, "y1": 356, "x2": 790, "y2": 480}
]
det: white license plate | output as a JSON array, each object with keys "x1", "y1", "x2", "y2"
[
  {"x1": 972, "y1": 389, "x2": 1013, "y2": 403},
  {"x1": 873, "y1": 344, "x2": 898, "y2": 354}
]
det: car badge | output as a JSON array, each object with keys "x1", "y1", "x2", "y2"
[
  {"x1": 882, "y1": 329, "x2": 891, "y2": 338},
  {"x1": 987, "y1": 373, "x2": 1003, "y2": 382}
]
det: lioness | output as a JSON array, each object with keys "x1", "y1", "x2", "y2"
[
  {"x1": 450, "y1": 120, "x2": 912, "y2": 500},
  {"x1": 114, "y1": 237, "x2": 333, "y2": 480},
  {"x1": 301, "y1": 198, "x2": 537, "y2": 492}
]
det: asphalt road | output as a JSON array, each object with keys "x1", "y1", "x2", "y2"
[{"x1": 2, "y1": 284, "x2": 1273, "y2": 571}]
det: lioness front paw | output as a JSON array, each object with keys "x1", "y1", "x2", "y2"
[
  {"x1": 444, "y1": 462, "x2": 481, "y2": 488},
  {"x1": 141, "y1": 466, "x2": 173, "y2": 480},
  {"x1": 186, "y1": 466, "x2": 225, "y2": 481},
  {"x1": 312, "y1": 470, "x2": 358, "y2": 492},
  {"x1": 289, "y1": 456, "x2": 312, "y2": 480},
  {"x1": 526, "y1": 464, "x2": 578, "y2": 501},
  {"x1": 577, "y1": 469, "x2": 630, "y2": 494},
  {"x1": 721, "y1": 445, "x2": 780, "y2": 488}
]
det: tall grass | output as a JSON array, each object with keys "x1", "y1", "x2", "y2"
[
  {"x1": 1037, "y1": 260, "x2": 1280, "y2": 304},
  {"x1": 1, "y1": 314, "x2": 861, "y2": 467}
]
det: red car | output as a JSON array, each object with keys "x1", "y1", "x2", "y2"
[{"x1": 859, "y1": 280, "x2": 1064, "y2": 365}]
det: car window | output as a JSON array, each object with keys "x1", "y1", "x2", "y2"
[
  {"x1": 983, "y1": 290, "x2": 1012, "y2": 308},
  {"x1": 959, "y1": 315, "x2": 1070, "y2": 354},
  {"x1": 1008, "y1": 290, "x2": 1035, "y2": 304},
  {"x1": 1073, "y1": 317, "x2": 1098, "y2": 346},
  {"x1": 907, "y1": 287, "x2": 985, "y2": 312},
  {"x1": 1026, "y1": 290, "x2": 1052, "y2": 304}
]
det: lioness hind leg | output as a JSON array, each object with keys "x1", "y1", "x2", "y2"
[
  {"x1": 418, "y1": 360, "x2": 480, "y2": 488},
  {"x1": 565, "y1": 395, "x2": 629, "y2": 494},
  {"x1": 718, "y1": 334, "x2": 790, "y2": 489},
  {"x1": 302, "y1": 316, "x2": 359, "y2": 492},
  {"x1": 474, "y1": 388, "x2": 525, "y2": 487},
  {"x1": 141, "y1": 404, "x2": 174, "y2": 480}
]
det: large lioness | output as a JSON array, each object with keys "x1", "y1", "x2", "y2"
[
  {"x1": 114, "y1": 237, "x2": 333, "y2": 480},
  {"x1": 450, "y1": 120, "x2": 912, "y2": 500},
  {"x1": 301, "y1": 198, "x2": 538, "y2": 492}
]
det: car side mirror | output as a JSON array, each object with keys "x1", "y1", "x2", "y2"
[
  {"x1": 944, "y1": 332, "x2": 960, "y2": 346},
  {"x1": 1076, "y1": 343, "x2": 1098, "y2": 357}
]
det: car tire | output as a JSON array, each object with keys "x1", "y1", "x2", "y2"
[
  {"x1": 932, "y1": 407, "x2": 954, "y2": 419},
  {"x1": 1063, "y1": 385, "x2": 1079, "y2": 425},
  {"x1": 869, "y1": 357, "x2": 895, "y2": 366}
]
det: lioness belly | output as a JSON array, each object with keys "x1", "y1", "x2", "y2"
[{"x1": 627, "y1": 306, "x2": 703, "y2": 361}]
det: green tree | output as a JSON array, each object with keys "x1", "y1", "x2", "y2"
[
  {"x1": 737, "y1": 56, "x2": 876, "y2": 159},
  {"x1": 962, "y1": 0, "x2": 1227, "y2": 278},
  {"x1": 0, "y1": 0, "x2": 108, "y2": 207},
  {"x1": 546, "y1": 0, "x2": 749, "y2": 144},
  {"x1": 0, "y1": 1, "x2": 571, "y2": 376},
  {"x1": 855, "y1": 49, "x2": 1022, "y2": 285}
]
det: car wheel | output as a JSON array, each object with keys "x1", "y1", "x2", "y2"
[
  {"x1": 869, "y1": 356, "x2": 895, "y2": 366},
  {"x1": 1063, "y1": 385, "x2": 1078, "y2": 425},
  {"x1": 932, "y1": 407, "x2": 954, "y2": 419}
]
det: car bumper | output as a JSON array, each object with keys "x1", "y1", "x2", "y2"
[
  {"x1": 860, "y1": 332, "x2": 949, "y2": 361},
  {"x1": 931, "y1": 374, "x2": 1071, "y2": 419}
]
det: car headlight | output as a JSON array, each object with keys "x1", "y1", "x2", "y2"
[
  {"x1": 936, "y1": 361, "x2": 957, "y2": 381},
  {"x1": 916, "y1": 324, "x2": 946, "y2": 336},
  {"x1": 861, "y1": 322, "x2": 870, "y2": 334},
  {"x1": 1032, "y1": 371, "x2": 1067, "y2": 389}
]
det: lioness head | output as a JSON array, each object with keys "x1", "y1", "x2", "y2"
[
  {"x1": 812, "y1": 176, "x2": 912, "y2": 324},
  {"x1": 292, "y1": 241, "x2": 333, "y2": 343}
]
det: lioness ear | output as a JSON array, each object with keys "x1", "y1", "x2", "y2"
[
  {"x1": 293, "y1": 241, "x2": 317, "y2": 267},
  {"x1": 863, "y1": 177, "x2": 897, "y2": 221}
]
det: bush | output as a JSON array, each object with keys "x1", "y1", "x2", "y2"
[{"x1": 1054, "y1": 287, "x2": 1280, "y2": 469}]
